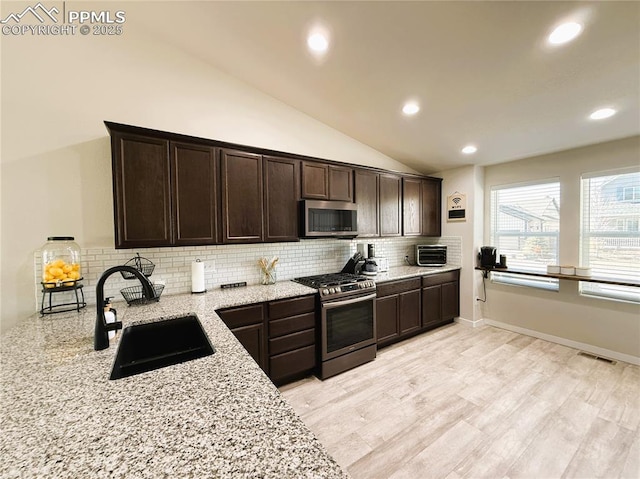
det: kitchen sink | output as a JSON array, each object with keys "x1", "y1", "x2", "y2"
[{"x1": 110, "y1": 314, "x2": 215, "y2": 380}]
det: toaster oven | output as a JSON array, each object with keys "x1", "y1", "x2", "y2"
[{"x1": 416, "y1": 245, "x2": 447, "y2": 267}]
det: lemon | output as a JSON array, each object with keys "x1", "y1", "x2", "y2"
[{"x1": 49, "y1": 267, "x2": 63, "y2": 277}]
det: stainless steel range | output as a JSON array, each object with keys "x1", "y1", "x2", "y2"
[{"x1": 294, "y1": 273, "x2": 377, "y2": 379}]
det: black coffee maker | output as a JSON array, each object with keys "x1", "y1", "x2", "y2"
[{"x1": 479, "y1": 246, "x2": 498, "y2": 268}]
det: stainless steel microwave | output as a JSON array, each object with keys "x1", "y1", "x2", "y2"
[
  {"x1": 301, "y1": 200, "x2": 358, "y2": 238},
  {"x1": 416, "y1": 244, "x2": 447, "y2": 266}
]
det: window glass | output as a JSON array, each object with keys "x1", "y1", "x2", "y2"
[
  {"x1": 490, "y1": 180, "x2": 561, "y2": 290},
  {"x1": 580, "y1": 170, "x2": 640, "y2": 303}
]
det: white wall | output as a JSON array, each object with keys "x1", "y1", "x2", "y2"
[
  {"x1": 435, "y1": 165, "x2": 484, "y2": 324},
  {"x1": 0, "y1": 27, "x2": 415, "y2": 331},
  {"x1": 482, "y1": 136, "x2": 640, "y2": 360}
]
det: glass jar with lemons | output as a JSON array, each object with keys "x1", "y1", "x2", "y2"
[{"x1": 41, "y1": 237, "x2": 82, "y2": 288}]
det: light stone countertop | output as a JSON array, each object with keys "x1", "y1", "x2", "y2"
[
  {"x1": 373, "y1": 264, "x2": 461, "y2": 283},
  {"x1": 0, "y1": 281, "x2": 349, "y2": 479}
]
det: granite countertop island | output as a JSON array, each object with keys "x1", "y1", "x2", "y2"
[{"x1": 0, "y1": 282, "x2": 348, "y2": 479}]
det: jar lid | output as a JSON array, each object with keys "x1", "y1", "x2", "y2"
[{"x1": 47, "y1": 236, "x2": 75, "y2": 241}]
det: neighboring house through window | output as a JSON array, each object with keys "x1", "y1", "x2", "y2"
[
  {"x1": 581, "y1": 169, "x2": 640, "y2": 303},
  {"x1": 490, "y1": 179, "x2": 561, "y2": 290}
]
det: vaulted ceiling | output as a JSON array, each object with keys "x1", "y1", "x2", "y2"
[{"x1": 135, "y1": 1, "x2": 640, "y2": 174}]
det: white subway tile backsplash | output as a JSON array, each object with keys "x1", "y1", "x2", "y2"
[{"x1": 33, "y1": 236, "x2": 461, "y2": 311}]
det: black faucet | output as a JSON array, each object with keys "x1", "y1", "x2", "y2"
[{"x1": 94, "y1": 265, "x2": 156, "y2": 350}]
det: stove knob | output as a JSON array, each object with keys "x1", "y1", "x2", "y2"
[
  {"x1": 359, "y1": 283, "x2": 365, "y2": 288},
  {"x1": 322, "y1": 289, "x2": 329, "y2": 295},
  {"x1": 336, "y1": 287, "x2": 342, "y2": 293},
  {"x1": 368, "y1": 281, "x2": 374, "y2": 287}
]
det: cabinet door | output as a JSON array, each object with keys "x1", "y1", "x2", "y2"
[
  {"x1": 220, "y1": 149, "x2": 264, "y2": 243},
  {"x1": 379, "y1": 174, "x2": 402, "y2": 237},
  {"x1": 329, "y1": 165, "x2": 354, "y2": 202},
  {"x1": 354, "y1": 169, "x2": 379, "y2": 237},
  {"x1": 441, "y1": 281, "x2": 459, "y2": 320},
  {"x1": 403, "y1": 178, "x2": 422, "y2": 236},
  {"x1": 376, "y1": 295, "x2": 400, "y2": 345},
  {"x1": 264, "y1": 156, "x2": 299, "y2": 242},
  {"x1": 422, "y1": 284, "x2": 442, "y2": 328},
  {"x1": 171, "y1": 142, "x2": 218, "y2": 245},
  {"x1": 399, "y1": 289, "x2": 421, "y2": 335},
  {"x1": 269, "y1": 345, "x2": 315, "y2": 385},
  {"x1": 422, "y1": 178, "x2": 442, "y2": 237},
  {"x1": 301, "y1": 161, "x2": 329, "y2": 199},
  {"x1": 231, "y1": 323, "x2": 267, "y2": 373},
  {"x1": 111, "y1": 132, "x2": 172, "y2": 248}
]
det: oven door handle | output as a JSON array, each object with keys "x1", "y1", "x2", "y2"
[{"x1": 322, "y1": 293, "x2": 377, "y2": 310}]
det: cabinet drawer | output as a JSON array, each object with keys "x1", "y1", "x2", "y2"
[
  {"x1": 269, "y1": 312, "x2": 316, "y2": 338},
  {"x1": 217, "y1": 304, "x2": 264, "y2": 329},
  {"x1": 422, "y1": 270, "x2": 460, "y2": 287},
  {"x1": 377, "y1": 277, "x2": 421, "y2": 297},
  {"x1": 268, "y1": 295, "x2": 316, "y2": 320},
  {"x1": 269, "y1": 328, "x2": 315, "y2": 356},
  {"x1": 269, "y1": 345, "x2": 316, "y2": 380}
]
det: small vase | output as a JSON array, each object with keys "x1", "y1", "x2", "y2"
[{"x1": 261, "y1": 269, "x2": 276, "y2": 285}]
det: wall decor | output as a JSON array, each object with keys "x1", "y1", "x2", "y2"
[{"x1": 447, "y1": 192, "x2": 466, "y2": 221}]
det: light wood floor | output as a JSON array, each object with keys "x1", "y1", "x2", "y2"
[{"x1": 280, "y1": 323, "x2": 640, "y2": 479}]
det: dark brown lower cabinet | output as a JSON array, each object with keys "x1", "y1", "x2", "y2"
[
  {"x1": 268, "y1": 295, "x2": 316, "y2": 385},
  {"x1": 217, "y1": 295, "x2": 317, "y2": 385},
  {"x1": 377, "y1": 270, "x2": 460, "y2": 348},
  {"x1": 422, "y1": 270, "x2": 460, "y2": 329},
  {"x1": 217, "y1": 304, "x2": 267, "y2": 373},
  {"x1": 376, "y1": 277, "x2": 421, "y2": 347}
]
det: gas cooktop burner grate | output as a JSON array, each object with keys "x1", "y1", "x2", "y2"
[{"x1": 293, "y1": 273, "x2": 369, "y2": 289}]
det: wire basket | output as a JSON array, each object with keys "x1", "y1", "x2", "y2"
[
  {"x1": 120, "y1": 284, "x2": 164, "y2": 305},
  {"x1": 120, "y1": 253, "x2": 155, "y2": 280}
]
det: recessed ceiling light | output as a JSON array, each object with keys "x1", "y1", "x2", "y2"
[
  {"x1": 402, "y1": 102, "x2": 420, "y2": 115},
  {"x1": 548, "y1": 22, "x2": 583, "y2": 45},
  {"x1": 307, "y1": 32, "x2": 329, "y2": 53},
  {"x1": 461, "y1": 145, "x2": 477, "y2": 155},
  {"x1": 589, "y1": 108, "x2": 616, "y2": 120}
]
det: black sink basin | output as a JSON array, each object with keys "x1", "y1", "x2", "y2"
[{"x1": 110, "y1": 314, "x2": 215, "y2": 380}]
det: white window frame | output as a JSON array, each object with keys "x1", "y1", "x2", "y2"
[
  {"x1": 490, "y1": 179, "x2": 561, "y2": 291},
  {"x1": 580, "y1": 167, "x2": 640, "y2": 303}
]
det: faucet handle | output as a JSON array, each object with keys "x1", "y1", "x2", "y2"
[{"x1": 105, "y1": 321, "x2": 123, "y2": 332}]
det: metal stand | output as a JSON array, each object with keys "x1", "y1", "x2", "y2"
[{"x1": 40, "y1": 280, "x2": 87, "y2": 315}]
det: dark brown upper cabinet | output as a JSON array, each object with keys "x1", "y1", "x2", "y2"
[
  {"x1": 354, "y1": 169, "x2": 379, "y2": 237},
  {"x1": 111, "y1": 131, "x2": 173, "y2": 248},
  {"x1": 328, "y1": 165, "x2": 354, "y2": 202},
  {"x1": 301, "y1": 161, "x2": 328, "y2": 199},
  {"x1": 171, "y1": 142, "x2": 218, "y2": 246},
  {"x1": 220, "y1": 149, "x2": 264, "y2": 243},
  {"x1": 107, "y1": 121, "x2": 441, "y2": 247},
  {"x1": 221, "y1": 152, "x2": 299, "y2": 244},
  {"x1": 402, "y1": 177, "x2": 422, "y2": 236},
  {"x1": 263, "y1": 156, "x2": 300, "y2": 242},
  {"x1": 422, "y1": 178, "x2": 442, "y2": 237},
  {"x1": 379, "y1": 173, "x2": 402, "y2": 237},
  {"x1": 301, "y1": 161, "x2": 353, "y2": 202},
  {"x1": 356, "y1": 170, "x2": 403, "y2": 238}
]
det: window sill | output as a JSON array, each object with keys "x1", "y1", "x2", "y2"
[{"x1": 475, "y1": 267, "x2": 640, "y2": 288}]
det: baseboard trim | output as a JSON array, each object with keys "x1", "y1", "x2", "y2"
[
  {"x1": 454, "y1": 316, "x2": 485, "y2": 328},
  {"x1": 483, "y1": 318, "x2": 640, "y2": 366}
]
